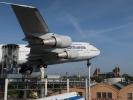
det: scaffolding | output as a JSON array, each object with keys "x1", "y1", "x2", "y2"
[
  {"x1": 1, "y1": 44, "x2": 19, "y2": 78},
  {"x1": 2, "y1": 78, "x2": 87, "y2": 100}
]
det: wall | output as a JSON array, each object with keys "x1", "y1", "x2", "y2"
[
  {"x1": 91, "y1": 83, "x2": 119, "y2": 100},
  {"x1": 118, "y1": 84, "x2": 133, "y2": 100}
]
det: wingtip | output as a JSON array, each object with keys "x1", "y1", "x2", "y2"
[
  {"x1": 0, "y1": 2, "x2": 36, "y2": 8},
  {"x1": 0, "y1": 2, "x2": 11, "y2": 5}
]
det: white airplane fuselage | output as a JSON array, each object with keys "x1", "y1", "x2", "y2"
[
  {"x1": 0, "y1": 3, "x2": 100, "y2": 68},
  {"x1": 0, "y1": 42, "x2": 100, "y2": 65}
]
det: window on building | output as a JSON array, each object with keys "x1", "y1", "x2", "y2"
[
  {"x1": 102, "y1": 92, "x2": 107, "y2": 99},
  {"x1": 108, "y1": 92, "x2": 112, "y2": 99},
  {"x1": 97, "y1": 92, "x2": 112, "y2": 99},
  {"x1": 78, "y1": 92, "x2": 83, "y2": 96},
  {"x1": 127, "y1": 93, "x2": 132, "y2": 100},
  {"x1": 97, "y1": 92, "x2": 101, "y2": 98}
]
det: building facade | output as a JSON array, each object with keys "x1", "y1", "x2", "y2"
[
  {"x1": 90, "y1": 83, "x2": 133, "y2": 100},
  {"x1": 67, "y1": 83, "x2": 133, "y2": 100},
  {"x1": 118, "y1": 84, "x2": 133, "y2": 100},
  {"x1": 91, "y1": 83, "x2": 119, "y2": 100}
]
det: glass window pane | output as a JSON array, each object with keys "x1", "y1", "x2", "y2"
[
  {"x1": 108, "y1": 92, "x2": 112, "y2": 99},
  {"x1": 97, "y1": 92, "x2": 101, "y2": 98},
  {"x1": 102, "y1": 92, "x2": 107, "y2": 99},
  {"x1": 127, "y1": 93, "x2": 132, "y2": 100}
]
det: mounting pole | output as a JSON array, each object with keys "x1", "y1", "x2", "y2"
[
  {"x1": 67, "y1": 79, "x2": 69, "y2": 93},
  {"x1": 4, "y1": 78, "x2": 8, "y2": 100},
  {"x1": 45, "y1": 78, "x2": 48, "y2": 96},
  {"x1": 87, "y1": 60, "x2": 91, "y2": 100},
  {"x1": 85, "y1": 78, "x2": 88, "y2": 100},
  {"x1": 40, "y1": 65, "x2": 45, "y2": 98}
]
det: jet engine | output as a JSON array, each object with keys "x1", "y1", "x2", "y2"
[
  {"x1": 58, "y1": 50, "x2": 78, "y2": 59},
  {"x1": 43, "y1": 35, "x2": 72, "y2": 48}
]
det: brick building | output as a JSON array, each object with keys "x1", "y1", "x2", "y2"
[
  {"x1": 90, "y1": 83, "x2": 133, "y2": 100},
  {"x1": 118, "y1": 84, "x2": 133, "y2": 100},
  {"x1": 91, "y1": 83, "x2": 119, "y2": 100},
  {"x1": 67, "y1": 82, "x2": 133, "y2": 100}
]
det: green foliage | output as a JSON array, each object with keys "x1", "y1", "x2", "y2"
[{"x1": 91, "y1": 76, "x2": 103, "y2": 83}]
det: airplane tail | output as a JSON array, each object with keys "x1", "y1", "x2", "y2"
[{"x1": 11, "y1": 4, "x2": 49, "y2": 35}]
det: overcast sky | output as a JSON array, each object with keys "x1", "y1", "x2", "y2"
[{"x1": 0, "y1": 0, "x2": 133, "y2": 75}]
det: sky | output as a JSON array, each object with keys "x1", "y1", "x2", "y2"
[{"x1": 0, "y1": 0, "x2": 133, "y2": 75}]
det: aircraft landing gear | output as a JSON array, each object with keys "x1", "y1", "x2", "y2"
[{"x1": 19, "y1": 64, "x2": 33, "y2": 76}]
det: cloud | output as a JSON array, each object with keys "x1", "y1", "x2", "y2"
[
  {"x1": 80, "y1": 22, "x2": 133, "y2": 45},
  {"x1": 64, "y1": 14, "x2": 133, "y2": 57},
  {"x1": 66, "y1": 14, "x2": 86, "y2": 39},
  {"x1": 65, "y1": 11, "x2": 133, "y2": 44},
  {"x1": 88, "y1": 22, "x2": 133, "y2": 35}
]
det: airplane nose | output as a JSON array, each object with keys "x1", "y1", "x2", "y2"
[
  {"x1": 91, "y1": 46, "x2": 100, "y2": 57},
  {"x1": 96, "y1": 48, "x2": 100, "y2": 56}
]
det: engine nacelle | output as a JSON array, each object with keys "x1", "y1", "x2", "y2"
[
  {"x1": 43, "y1": 35, "x2": 72, "y2": 48},
  {"x1": 58, "y1": 50, "x2": 78, "y2": 59}
]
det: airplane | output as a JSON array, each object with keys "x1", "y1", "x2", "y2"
[
  {"x1": 0, "y1": 3, "x2": 100, "y2": 74},
  {"x1": 35, "y1": 92, "x2": 85, "y2": 100}
]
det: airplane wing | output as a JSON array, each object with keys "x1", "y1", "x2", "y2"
[
  {"x1": 11, "y1": 4, "x2": 60, "y2": 64},
  {"x1": 9, "y1": 3, "x2": 73, "y2": 65},
  {"x1": 11, "y1": 4, "x2": 51, "y2": 45},
  {"x1": 27, "y1": 48, "x2": 59, "y2": 65},
  {"x1": 11, "y1": 4, "x2": 49, "y2": 35}
]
